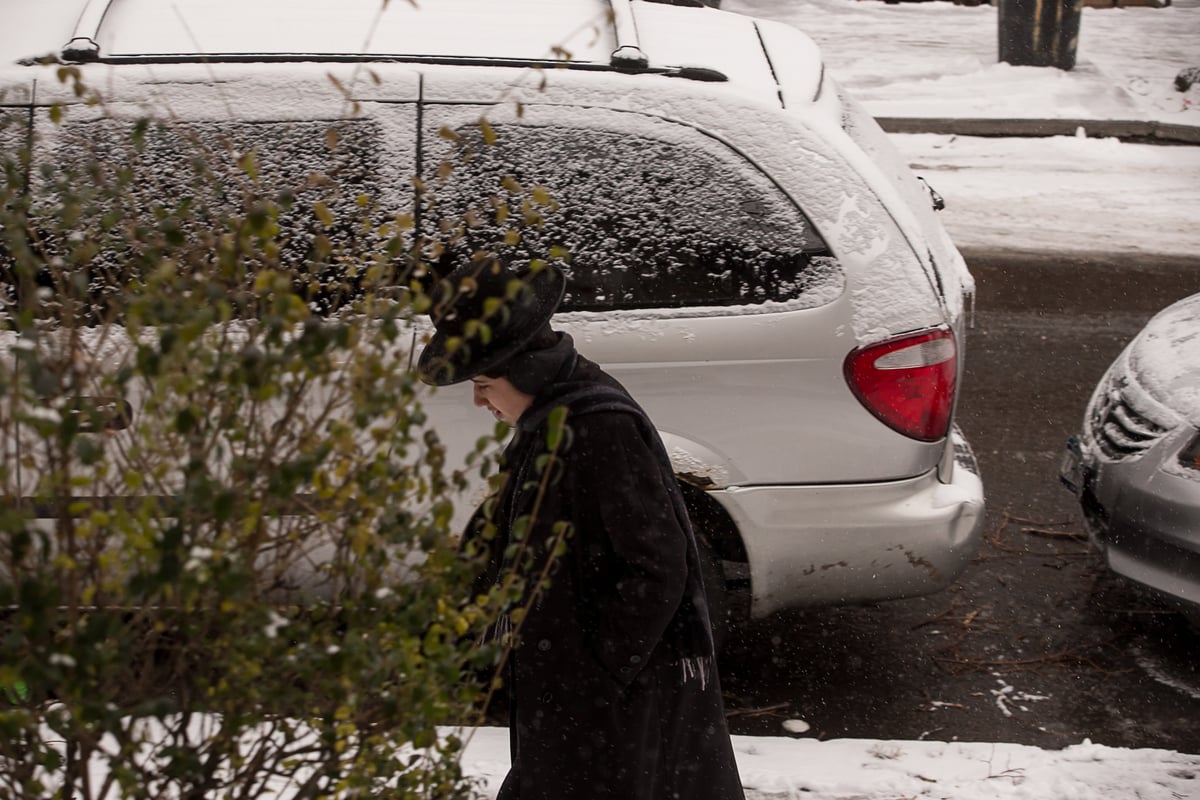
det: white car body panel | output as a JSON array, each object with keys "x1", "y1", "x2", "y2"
[{"x1": 0, "y1": 0, "x2": 986, "y2": 615}]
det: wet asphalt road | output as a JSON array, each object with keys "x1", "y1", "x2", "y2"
[{"x1": 718, "y1": 251, "x2": 1200, "y2": 753}]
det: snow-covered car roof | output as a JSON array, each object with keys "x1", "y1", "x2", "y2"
[
  {"x1": 4, "y1": 0, "x2": 823, "y2": 111},
  {"x1": 87, "y1": 0, "x2": 621, "y2": 62}
]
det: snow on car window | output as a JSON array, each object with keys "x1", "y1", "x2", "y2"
[
  {"x1": 19, "y1": 116, "x2": 409, "y2": 318},
  {"x1": 422, "y1": 121, "x2": 843, "y2": 311}
]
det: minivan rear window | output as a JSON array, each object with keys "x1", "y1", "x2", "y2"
[
  {"x1": 7, "y1": 117, "x2": 401, "y2": 320},
  {"x1": 426, "y1": 124, "x2": 842, "y2": 311}
]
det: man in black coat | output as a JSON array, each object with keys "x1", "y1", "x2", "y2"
[{"x1": 419, "y1": 257, "x2": 745, "y2": 800}]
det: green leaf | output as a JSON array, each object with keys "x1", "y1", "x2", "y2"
[
  {"x1": 73, "y1": 436, "x2": 103, "y2": 466},
  {"x1": 238, "y1": 149, "x2": 259, "y2": 181},
  {"x1": 546, "y1": 405, "x2": 568, "y2": 451},
  {"x1": 479, "y1": 117, "x2": 496, "y2": 146},
  {"x1": 313, "y1": 201, "x2": 334, "y2": 227},
  {"x1": 511, "y1": 516, "x2": 529, "y2": 541}
]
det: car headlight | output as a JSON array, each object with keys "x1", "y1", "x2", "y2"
[{"x1": 1179, "y1": 430, "x2": 1200, "y2": 473}]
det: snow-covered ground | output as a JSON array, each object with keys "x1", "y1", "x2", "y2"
[
  {"x1": 42, "y1": 718, "x2": 1200, "y2": 800},
  {"x1": 892, "y1": 132, "x2": 1200, "y2": 259},
  {"x1": 727, "y1": 0, "x2": 1200, "y2": 261},
  {"x1": 453, "y1": 725, "x2": 1200, "y2": 800}
]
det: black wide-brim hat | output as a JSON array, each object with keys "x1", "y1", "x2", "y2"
[{"x1": 417, "y1": 257, "x2": 566, "y2": 386}]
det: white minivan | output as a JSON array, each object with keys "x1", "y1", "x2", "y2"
[{"x1": 1, "y1": 0, "x2": 984, "y2": 628}]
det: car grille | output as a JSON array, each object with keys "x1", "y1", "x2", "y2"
[{"x1": 1086, "y1": 377, "x2": 1168, "y2": 462}]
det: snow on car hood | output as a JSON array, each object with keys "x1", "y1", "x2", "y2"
[{"x1": 1128, "y1": 292, "x2": 1200, "y2": 427}]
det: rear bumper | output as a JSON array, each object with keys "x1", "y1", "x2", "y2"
[{"x1": 716, "y1": 430, "x2": 985, "y2": 617}]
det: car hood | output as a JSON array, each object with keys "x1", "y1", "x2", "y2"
[{"x1": 1128, "y1": 292, "x2": 1200, "y2": 427}]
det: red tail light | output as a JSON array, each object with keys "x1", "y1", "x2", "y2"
[{"x1": 843, "y1": 327, "x2": 957, "y2": 442}]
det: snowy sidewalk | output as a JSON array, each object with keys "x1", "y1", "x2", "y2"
[{"x1": 454, "y1": 726, "x2": 1200, "y2": 800}]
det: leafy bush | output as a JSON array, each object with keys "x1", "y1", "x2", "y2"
[{"x1": 0, "y1": 58, "x2": 564, "y2": 800}]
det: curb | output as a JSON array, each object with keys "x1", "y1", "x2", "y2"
[{"x1": 877, "y1": 117, "x2": 1200, "y2": 144}]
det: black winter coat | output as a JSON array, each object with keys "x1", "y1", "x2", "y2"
[{"x1": 473, "y1": 350, "x2": 745, "y2": 800}]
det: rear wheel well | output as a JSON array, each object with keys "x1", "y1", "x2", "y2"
[
  {"x1": 677, "y1": 480, "x2": 750, "y2": 649},
  {"x1": 677, "y1": 480, "x2": 747, "y2": 564}
]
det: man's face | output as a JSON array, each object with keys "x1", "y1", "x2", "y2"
[{"x1": 471, "y1": 375, "x2": 534, "y2": 426}]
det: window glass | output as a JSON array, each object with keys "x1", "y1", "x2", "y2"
[
  {"x1": 12, "y1": 117, "x2": 399, "y2": 320},
  {"x1": 426, "y1": 124, "x2": 841, "y2": 311}
]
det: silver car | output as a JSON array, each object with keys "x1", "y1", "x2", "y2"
[
  {"x1": 1062, "y1": 292, "x2": 1200, "y2": 624},
  {"x1": 2, "y1": 0, "x2": 985, "y2": 628}
]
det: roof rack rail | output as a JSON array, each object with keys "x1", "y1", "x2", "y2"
[
  {"x1": 61, "y1": 0, "x2": 115, "y2": 62},
  {"x1": 53, "y1": 0, "x2": 727, "y2": 83},
  {"x1": 609, "y1": 0, "x2": 649, "y2": 70}
]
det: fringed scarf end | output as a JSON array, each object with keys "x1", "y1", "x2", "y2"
[
  {"x1": 482, "y1": 613, "x2": 514, "y2": 647},
  {"x1": 679, "y1": 656, "x2": 714, "y2": 691}
]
